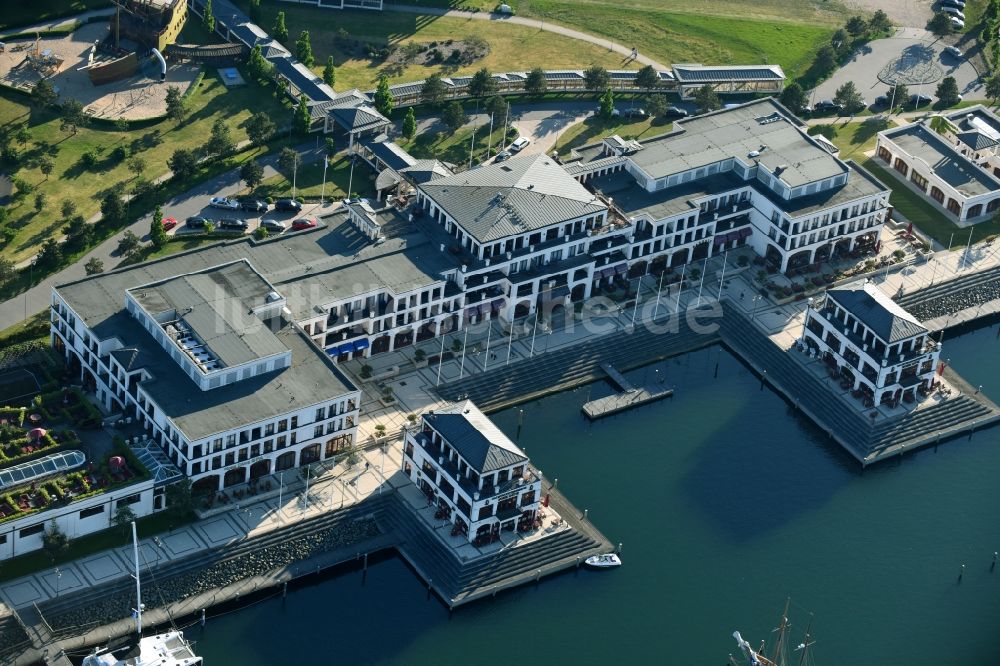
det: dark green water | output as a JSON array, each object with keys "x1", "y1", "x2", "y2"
[{"x1": 193, "y1": 320, "x2": 1000, "y2": 665}]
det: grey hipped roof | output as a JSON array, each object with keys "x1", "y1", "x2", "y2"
[
  {"x1": 955, "y1": 131, "x2": 997, "y2": 151},
  {"x1": 329, "y1": 104, "x2": 390, "y2": 134},
  {"x1": 420, "y1": 154, "x2": 606, "y2": 243},
  {"x1": 424, "y1": 401, "x2": 527, "y2": 474},
  {"x1": 827, "y1": 282, "x2": 927, "y2": 343}
]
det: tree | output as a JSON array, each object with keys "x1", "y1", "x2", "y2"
[
  {"x1": 645, "y1": 94, "x2": 669, "y2": 118},
  {"x1": 928, "y1": 12, "x2": 952, "y2": 37},
  {"x1": 987, "y1": 73, "x2": 1000, "y2": 102},
  {"x1": 84, "y1": 257, "x2": 104, "y2": 275},
  {"x1": 584, "y1": 65, "x2": 610, "y2": 92},
  {"x1": 278, "y1": 147, "x2": 299, "y2": 175},
  {"x1": 0, "y1": 257, "x2": 16, "y2": 284},
  {"x1": 203, "y1": 0, "x2": 215, "y2": 33},
  {"x1": 168, "y1": 148, "x2": 197, "y2": 182},
  {"x1": 888, "y1": 83, "x2": 909, "y2": 108},
  {"x1": 485, "y1": 95, "x2": 506, "y2": 122},
  {"x1": 42, "y1": 521, "x2": 69, "y2": 562},
  {"x1": 420, "y1": 73, "x2": 447, "y2": 106},
  {"x1": 205, "y1": 118, "x2": 235, "y2": 158},
  {"x1": 635, "y1": 64, "x2": 660, "y2": 92},
  {"x1": 32, "y1": 79, "x2": 57, "y2": 108},
  {"x1": 112, "y1": 506, "x2": 136, "y2": 537},
  {"x1": 869, "y1": 9, "x2": 892, "y2": 35},
  {"x1": 813, "y1": 45, "x2": 838, "y2": 75},
  {"x1": 15, "y1": 126, "x2": 31, "y2": 150},
  {"x1": 38, "y1": 155, "x2": 54, "y2": 180},
  {"x1": 525, "y1": 67, "x2": 547, "y2": 96},
  {"x1": 325, "y1": 137, "x2": 336, "y2": 157},
  {"x1": 248, "y1": 0, "x2": 262, "y2": 23},
  {"x1": 34, "y1": 193, "x2": 46, "y2": 213},
  {"x1": 469, "y1": 68, "x2": 497, "y2": 98},
  {"x1": 245, "y1": 111, "x2": 276, "y2": 148},
  {"x1": 294, "y1": 95, "x2": 311, "y2": 136},
  {"x1": 116, "y1": 230, "x2": 141, "y2": 257},
  {"x1": 101, "y1": 191, "x2": 126, "y2": 225},
  {"x1": 203, "y1": 220, "x2": 215, "y2": 235},
  {"x1": 599, "y1": 87, "x2": 615, "y2": 122},
  {"x1": 273, "y1": 11, "x2": 288, "y2": 44},
  {"x1": 442, "y1": 101, "x2": 468, "y2": 133},
  {"x1": 115, "y1": 117, "x2": 129, "y2": 133},
  {"x1": 295, "y1": 30, "x2": 314, "y2": 67},
  {"x1": 247, "y1": 44, "x2": 273, "y2": 81},
  {"x1": 323, "y1": 56, "x2": 336, "y2": 88},
  {"x1": 936, "y1": 76, "x2": 961, "y2": 107},
  {"x1": 846, "y1": 15, "x2": 868, "y2": 38},
  {"x1": 35, "y1": 238, "x2": 62, "y2": 270},
  {"x1": 833, "y1": 81, "x2": 864, "y2": 114},
  {"x1": 64, "y1": 215, "x2": 92, "y2": 251},
  {"x1": 692, "y1": 84, "x2": 721, "y2": 112},
  {"x1": 128, "y1": 155, "x2": 146, "y2": 179},
  {"x1": 60, "y1": 99, "x2": 88, "y2": 135},
  {"x1": 149, "y1": 204, "x2": 167, "y2": 249},
  {"x1": 165, "y1": 478, "x2": 194, "y2": 518},
  {"x1": 373, "y1": 75, "x2": 394, "y2": 116},
  {"x1": 61, "y1": 200, "x2": 77, "y2": 219},
  {"x1": 402, "y1": 106, "x2": 417, "y2": 140},
  {"x1": 253, "y1": 226, "x2": 269, "y2": 241},
  {"x1": 240, "y1": 159, "x2": 264, "y2": 191},
  {"x1": 780, "y1": 82, "x2": 807, "y2": 113},
  {"x1": 831, "y1": 28, "x2": 850, "y2": 55},
  {"x1": 165, "y1": 86, "x2": 186, "y2": 123}
]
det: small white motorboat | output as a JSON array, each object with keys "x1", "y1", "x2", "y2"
[{"x1": 585, "y1": 553, "x2": 621, "y2": 568}]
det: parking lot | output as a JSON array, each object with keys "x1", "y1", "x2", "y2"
[
  {"x1": 812, "y1": 27, "x2": 983, "y2": 109},
  {"x1": 164, "y1": 197, "x2": 327, "y2": 238}
]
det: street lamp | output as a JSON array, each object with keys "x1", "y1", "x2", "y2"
[
  {"x1": 54, "y1": 567, "x2": 62, "y2": 597},
  {"x1": 750, "y1": 294, "x2": 763, "y2": 321}
]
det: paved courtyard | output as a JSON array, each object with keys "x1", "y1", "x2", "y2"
[{"x1": 813, "y1": 27, "x2": 984, "y2": 105}]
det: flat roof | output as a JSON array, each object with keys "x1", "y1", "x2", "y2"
[
  {"x1": 128, "y1": 262, "x2": 286, "y2": 369},
  {"x1": 883, "y1": 124, "x2": 999, "y2": 196},
  {"x1": 627, "y1": 99, "x2": 847, "y2": 189}
]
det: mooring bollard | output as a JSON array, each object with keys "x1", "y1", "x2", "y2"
[
  {"x1": 576, "y1": 556, "x2": 581, "y2": 568},
  {"x1": 200, "y1": 609, "x2": 206, "y2": 627},
  {"x1": 617, "y1": 542, "x2": 622, "y2": 554},
  {"x1": 959, "y1": 564, "x2": 965, "y2": 581},
  {"x1": 992, "y1": 552, "x2": 997, "y2": 572},
  {"x1": 364, "y1": 553, "x2": 369, "y2": 572},
  {"x1": 283, "y1": 582, "x2": 288, "y2": 598},
  {"x1": 583, "y1": 508, "x2": 588, "y2": 521},
  {"x1": 553, "y1": 477, "x2": 558, "y2": 490}
]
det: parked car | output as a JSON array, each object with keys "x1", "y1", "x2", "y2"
[
  {"x1": 217, "y1": 218, "x2": 248, "y2": 231},
  {"x1": 940, "y1": 0, "x2": 965, "y2": 7},
  {"x1": 910, "y1": 93, "x2": 933, "y2": 107},
  {"x1": 185, "y1": 216, "x2": 209, "y2": 229},
  {"x1": 814, "y1": 100, "x2": 842, "y2": 113},
  {"x1": 624, "y1": 107, "x2": 648, "y2": 118},
  {"x1": 941, "y1": 6, "x2": 965, "y2": 19},
  {"x1": 161, "y1": 216, "x2": 178, "y2": 231},
  {"x1": 209, "y1": 196, "x2": 239, "y2": 210},
  {"x1": 950, "y1": 17, "x2": 965, "y2": 28},
  {"x1": 291, "y1": 217, "x2": 318, "y2": 231},
  {"x1": 509, "y1": 136, "x2": 530, "y2": 153},
  {"x1": 238, "y1": 198, "x2": 268, "y2": 212},
  {"x1": 664, "y1": 106, "x2": 689, "y2": 118},
  {"x1": 260, "y1": 219, "x2": 287, "y2": 233},
  {"x1": 873, "y1": 95, "x2": 888, "y2": 107},
  {"x1": 274, "y1": 198, "x2": 302, "y2": 212},
  {"x1": 494, "y1": 150, "x2": 511, "y2": 162},
  {"x1": 944, "y1": 45, "x2": 964, "y2": 59}
]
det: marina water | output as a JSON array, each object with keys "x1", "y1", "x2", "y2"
[{"x1": 193, "y1": 320, "x2": 1000, "y2": 664}]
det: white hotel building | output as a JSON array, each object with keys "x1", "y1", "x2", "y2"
[
  {"x1": 52, "y1": 260, "x2": 361, "y2": 496},
  {"x1": 801, "y1": 282, "x2": 941, "y2": 407},
  {"x1": 402, "y1": 401, "x2": 541, "y2": 543},
  {"x1": 876, "y1": 105, "x2": 1000, "y2": 223}
]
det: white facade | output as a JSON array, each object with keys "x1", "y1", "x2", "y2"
[
  {"x1": 0, "y1": 479, "x2": 157, "y2": 560},
  {"x1": 402, "y1": 403, "x2": 541, "y2": 543}
]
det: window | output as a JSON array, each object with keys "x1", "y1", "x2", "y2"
[
  {"x1": 265, "y1": 423, "x2": 274, "y2": 437},
  {"x1": 278, "y1": 419, "x2": 287, "y2": 432},
  {"x1": 264, "y1": 439, "x2": 274, "y2": 453},
  {"x1": 116, "y1": 494, "x2": 141, "y2": 508},
  {"x1": 314, "y1": 425, "x2": 324, "y2": 438},
  {"x1": 315, "y1": 407, "x2": 325, "y2": 421},
  {"x1": 20, "y1": 524, "x2": 44, "y2": 538},
  {"x1": 80, "y1": 505, "x2": 104, "y2": 519},
  {"x1": 290, "y1": 416, "x2": 298, "y2": 429}
]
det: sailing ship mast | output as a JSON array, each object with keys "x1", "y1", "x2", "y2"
[
  {"x1": 732, "y1": 598, "x2": 811, "y2": 666},
  {"x1": 131, "y1": 521, "x2": 144, "y2": 637}
]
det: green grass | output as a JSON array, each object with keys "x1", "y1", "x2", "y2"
[
  {"x1": 0, "y1": 69, "x2": 290, "y2": 265},
  {"x1": 554, "y1": 114, "x2": 671, "y2": 152},
  {"x1": 398, "y1": 120, "x2": 515, "y2": 167},
  {"x1": 824, "y1": 117, "x2": 888, "y2": 162},
  {"x1": 255, "y1": 153, "x2": 377, "y2": 201},
  {"x1": 0, "y1": 510, "x2": 195, "y2": 582},
  {"x1": 0, "y1": 310, "x2": 50, "y2": 347},
  {"x1": 0, "y1": 0, "x2": 110, "y2": 32}
]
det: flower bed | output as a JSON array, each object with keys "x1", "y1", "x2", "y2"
[
  {"x1": 0, "y1": 407, "x2": 26, "y2": 427},
  {"x1": 34, "y1": 388, "x2": 102, "y2": 429}
]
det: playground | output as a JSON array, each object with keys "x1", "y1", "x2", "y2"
[{"x1": 0, "y1": 22, "x2": 199, "y2": 120}]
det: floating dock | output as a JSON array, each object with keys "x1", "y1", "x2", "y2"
[{"x1": 582, "y1": 363, "x2": 674, "y2": 419}]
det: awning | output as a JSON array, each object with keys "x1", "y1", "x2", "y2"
[
  {"x1": 596, "y1": 267, "x2": 613, "y2": 279},
  {"x1": 738, "y1": 227, "x2": 752, "y2": 238},
  {"x1": 490, "y1": 299, "x2": 504, "y2": 313},
  {"x1": 353, "y1": 338, "x2": 370, "y2": 351},
  {"x1": 551, "y1": 285, "x2": 571, "y2": 299},
  {"x1": 613, "y1": 262, "x2": 628, "y2": 275},
  {"x1": 465, "y1": 305, "x2": 479, "y2": 317},
  {"x1": 336, "y1": 343, "x2": 355, "y2": 355}
]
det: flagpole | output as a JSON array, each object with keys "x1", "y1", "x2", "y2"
[
  {"x1": 459, "y1": 326, "x2": 469, "y2": 379},
  {"x1": 435, "y1": 329, "x2": 446, "y2": 386},
  {"x1": 529, "y1": 312, "x2": 539, "y2": 357},
  {"x1": 675, "y1": 264, "x2": 686, "y2": 315},
  {"x1": 653, "y1": 270, "x2": 664, "y2": 320},
  {"x1": 483, "y1": 318, "x2": 492, "y2": 370},
  {"x1": 695, "y1": 259, "x2": 707, "y2": 307},
  {"x1": 502, "y1": 102, "x2": 510, "y2": 151},
  {"x1": 506, "y1": 318, "x2": 514, "y2": 365},
  {"x1": 717, "y1": 250, "x2": 728, "y2": 301},
  {"x1": 487, "y1": 112, "x2": 494, "y2": 158}
]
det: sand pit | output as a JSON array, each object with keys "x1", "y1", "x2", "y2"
[{"x1": 0, "y1": 22, "x2": 200, "y2": 121}]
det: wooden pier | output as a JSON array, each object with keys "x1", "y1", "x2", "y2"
[{"x1": 582, "y1": 363, "x2": 673, "y2": 419}]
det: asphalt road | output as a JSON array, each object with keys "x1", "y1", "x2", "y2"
[{"x1": 0, "y1": 143, "x2": 327, "y2": 327}]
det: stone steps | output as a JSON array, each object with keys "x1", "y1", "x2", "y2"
[
  {"x1": 895, "y1": 265, "x2": 1000, "y2": 309},
  {"x1": 868, "y1": 396, "x2": 990, "y2": 452}
]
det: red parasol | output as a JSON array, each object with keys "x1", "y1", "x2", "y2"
[
  {"x1": 542, "y1": 493, "x2": 550, "y2": 507},
  {"x1": 109, "y1": 455, "x2": 126, "y2": 470},
  {"x1": 29, "y1": 428, "x2": 46, "y2": 440}
]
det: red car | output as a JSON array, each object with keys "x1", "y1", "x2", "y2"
[
  {"x1": 291, "y1": 217, "x2": 317, "y2": 231},
  {"x1": 161, "y1": 216, "x2": 178, "y2": 231}
]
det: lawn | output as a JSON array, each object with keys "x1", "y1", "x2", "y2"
[
  {"x1": 244, "y1": 5, "x2": 634, "y2": 91},
  {"x1": 398, "y1": 119, "x2": 516, "y2": 167},
  {"x1": 823, "y1": 117, "x2": 889, "y2": 162},
  {"x1": 0, "y1": 68, "x2": 290, "y2": 265},
  {"x1": 554, "y1": 114, "x2": 671, "y2": 152},
  {"x1": 0, "y1": 0, "x2": 110, "y2": 32},
  {"x1": 255, "y1": 153, "x2": 377, "y2": 201}
]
